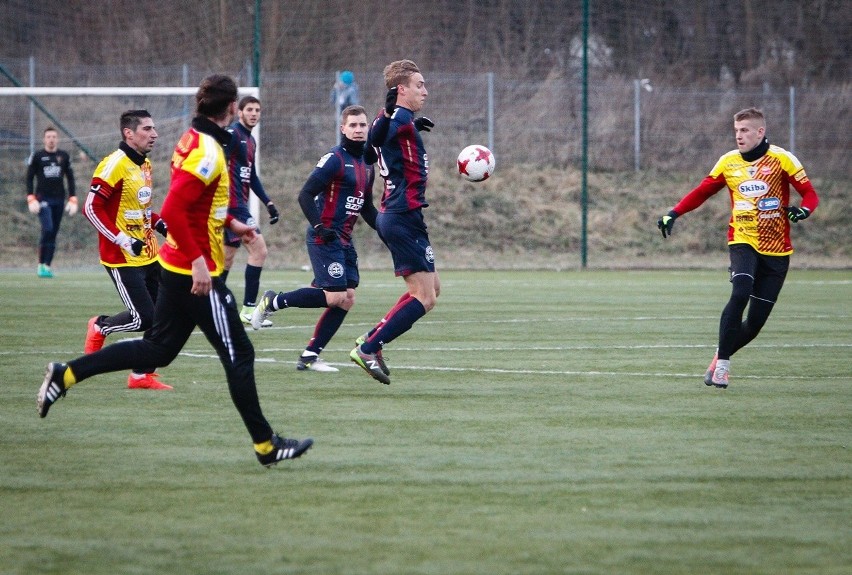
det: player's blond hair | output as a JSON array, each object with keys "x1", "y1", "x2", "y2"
[
  {"x1": 383, "y1": 60, "x2": 420, "y2": 90},
  {"x1": 734, "y1": 107, "x2": 766, "y2": 126}
]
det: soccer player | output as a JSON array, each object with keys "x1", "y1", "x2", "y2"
[
  {"x1": 349, "y1": 59, "x2": 437, "y2": 385},
  {"x1": 83, "y1": 109, "x2": 171, "y2": 390},
  {"x1": 37, "y1": 75, "x2": 313, "y2": 467},
  {"x1": 251, "y1": 105, "x2": 378, "y2": 373},
  {"x1": 26, "y1": 126, "x2": 77, "y2": 278},
  {"x1": 222, "y1": 96, "x2": 280, "y2": 327},
  {"x1": 657, "y1": 107, "x2": 820, "y2": 389}
]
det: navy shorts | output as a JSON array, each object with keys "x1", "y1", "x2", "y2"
[
  {"x1": 224, "y1": 205, "x2": 261, "y2": 247},
  {"x1": 376, "y1": 210, "x2": 435, "y2": 277},
  {"x1": 306, "y1": 238, "x2": 359, "y2": 291}
]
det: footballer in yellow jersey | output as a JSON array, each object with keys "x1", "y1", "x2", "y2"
[
  {"x1": 38, "y1": 77, "x2": 313, "y2": 467},
  {"x1": 82, "y1": 110, "x2": 172, "y2": 390},
  {"x1": 658, "y1": 108, "x2": 819, "y2": 389}
]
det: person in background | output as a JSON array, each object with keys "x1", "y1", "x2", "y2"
[
  {"x1": 26, "y1": 126, "x2": 77, "y2": 278},
  {"x1": 37, "y1": 75, "x2": 313, "y2": 467},
  {"x1": 251, "y1": 105, "x2": 378, "y2": 373},
  {"x1": 657, "y1": 107, "x2": 819, "y2": 389},
  {"x1": 222, "y1": 96, "x2": 280, "y2": 327},
  {"x1": 83, "y1": 109, "x2": 171, "y2": 390},
  {"x1": 331, "y1": 70, "x2": 359, "y2": 144}
]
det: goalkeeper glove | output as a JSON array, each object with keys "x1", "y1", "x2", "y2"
[
  {"x1": 313, "y1": 223, "x2": 338, "y2": 244},
  {"x1": 154, "y1": 219, "x2": 168, "y2": 237},
  {"x1": 64, "y1": 196, "x2": 78, "y2": 216},
  {"x1": 384, "y1": 87, "x2": 398, "y2": 116},
  {"x1": 27, "y1": 195, "x2": 41, "y2": 214},
  {"x1": 414, "y1": 117, "x2": 434, "y2": 132},
  {"x1": 785, "y1": 206, "x2": 810, "y2": 223},
  {"x1": 266, "y1": 202, "x2": 280, "y2": 225},
  {"x1": 114, "y1": 232, "x2": 144, "y2": 257},
  {"x1": 657, "y1": 210, "x2": 678, "y2": 238}
]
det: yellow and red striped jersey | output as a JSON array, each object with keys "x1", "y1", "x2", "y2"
[
  {"x1": 158, "y1": 120, "x2": 231, "y2": 276},
  {"x1": 674, "y1": 145, "x2": 819, "y2": 255},
  {"x1": 85, "y1": 145, "x2": 159, "y2": 267}
]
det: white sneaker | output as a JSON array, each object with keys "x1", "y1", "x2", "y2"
[
  {"x1": 249, "y1": 292, "x2": 277, "y2": 330},
  {"x1": 243, "y1": 302, "x2": 272, "y2": 329},
  {"x1": 296, "y1": 355, "x2": 339, "y2": 372}
]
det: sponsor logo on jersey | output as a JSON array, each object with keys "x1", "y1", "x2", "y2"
[
  {"x1": 137, "y1": 186, "x2": 152, "y2": 204},
  {"x1": 734, "y1": 214, "x2": 754, "y2": 223},
  {"x1": 760, "y1": 166, "x2": 773, "y2": 175},
  {"x1": 756, "y1": 197, "x2": 780, "y2": 211},
  {"x1": 327, "y1": 262, "x2": 344, "y2": 278},
  {"x1": 734, "y1": 200, "x2": 754, "y2": 211},
  {"x1": 44, "y1": 164, "x2": 63, "y2": 178},
  {"x1": 124, "y1": 209, "x2": 143, "y2": 220},
  {"x1": 758, "y1": 212, "x2": 782, "y2": 220},
  {"x1": 345, "y1": 195, "x2": 365, "y2": 212},
  {"x1": 738, "y1": 179, "x2": 769, "y2": 198}
]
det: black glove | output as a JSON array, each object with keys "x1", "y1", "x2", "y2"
[
  {"x1": 154, "y1": 219, "x2": 168, "y2": 237},
  {"x1": 266, "y1": 202, "x2": 280, "y2": 225},
  {"x1": 384, "y1": 87, "x2": 398, "y2": 116},
  {"x1": 314, "y1": 224, "x2": 338, "y2": 244},
  {"x1": 785, "y1": 206, "x2": 810, "y2": 223},
  {"x1": 414, "y1": 117, "x2": 434, "y2": 132},
  {"x1": 130, "y1": 238, "x2": 144, "y2": 256},
  {"x1": 657, "y1": 210, "x2": 678, "y2": 238}
]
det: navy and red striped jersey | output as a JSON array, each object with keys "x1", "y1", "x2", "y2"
[
  {"x1": 370, "y1": 106, "x2": 428, "y2": 213},
  {"x1": 226, "y1": 121, "x2": 270, "y2": 209},
  {"x1": 303, "y1": 144, "x2": 375, "y2": 245}
]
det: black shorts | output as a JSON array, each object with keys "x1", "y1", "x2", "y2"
[{"x1": 728, "y1": 244, "x2": 789, "y2": 303}]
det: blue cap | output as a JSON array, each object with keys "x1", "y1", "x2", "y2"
[{"x1": 340, "y1": 70, "x2": 354, "y2": 85}]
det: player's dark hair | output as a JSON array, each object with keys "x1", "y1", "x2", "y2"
[
  {"x1": 120, "y1": 109, "x2": 152, "y2": 136},
  {"x1": 238, "y1": 95, "x2": 260, "y2": 110},
  {"x1": 43, "y1": 126, "x2": 58, "y2": 134},
  {"x1": 196, "y1": 75, "x2": 238, "y2": 119},
  {"x1": 340, "y1": 105, "x2": 367, "y2": 123}
]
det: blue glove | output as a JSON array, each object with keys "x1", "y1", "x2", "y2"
[
  {"x1": 657, "y1": 210, "x2": 678, "y2": 238},
  {"x1": 785, "y1": 206, "x2": 810, "y2": 223}
]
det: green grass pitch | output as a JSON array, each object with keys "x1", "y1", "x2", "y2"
[{"x1": 1, "y1": 269, "x2": 850, "y2": 574}]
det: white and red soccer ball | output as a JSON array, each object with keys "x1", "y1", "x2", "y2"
[{"x1": 457, "y1": 145, "x2": 495, "y2": 182}]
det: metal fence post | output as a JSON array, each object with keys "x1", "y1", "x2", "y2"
[{"x1": 789, "y1": 85, "x2": 796, "y2": 155}]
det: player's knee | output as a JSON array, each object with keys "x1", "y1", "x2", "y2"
[
  {"x1": 325, "y1": 290, "x2": 348, "y2": 308},
  {"x1": 419, "y1": 294, "x2": 437, "y2": 312},
  {"x1": 729, "y1": 274, "x2": 753, "y2": 305}
]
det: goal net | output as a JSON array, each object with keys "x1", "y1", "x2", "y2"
[{"x1": 0, "y1": 86, "x2": 261, "y2": 215}]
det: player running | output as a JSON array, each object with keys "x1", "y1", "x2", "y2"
[
  {"x1": 657, "y1": 107, "x2": 819, "y2": 389},
  {"x1": 37, "y1": 75, "x2": 312, "y2": 467},
  {"x1": 251, "y1": 105, "x2": 378, "y2": 373},
  {"x1": 83, "y1": 109, "x2": 171, "y2": 390},
  {"x1": 222, "y1": 96, "x2": 280, "y2": 327}
]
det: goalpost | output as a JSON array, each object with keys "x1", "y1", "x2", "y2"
[{"x1": 0, "y1": 86, "x2": 263, "y2": 218}]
